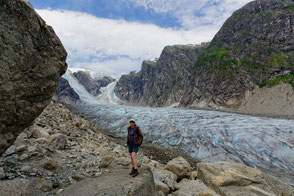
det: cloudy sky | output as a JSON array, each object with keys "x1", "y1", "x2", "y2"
[{"x1": 29, "y1": 0, "x2": 252, "y2": 74}]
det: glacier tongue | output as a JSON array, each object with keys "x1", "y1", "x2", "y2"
[{"x1": 65, "y1": 71, "x2": 294, "y2": 173}]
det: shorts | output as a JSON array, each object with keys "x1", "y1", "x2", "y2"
[{"x1": 128, "y1": 142, "x2": 139, "y2": 153}]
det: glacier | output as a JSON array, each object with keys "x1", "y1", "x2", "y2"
[{"x1": 63, "y1": 70, "x2": 294, "y2": 177}]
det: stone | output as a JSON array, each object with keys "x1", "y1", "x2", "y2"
[
  {"x1": 165, "y1": 157, "x2": 191, "y2": 179},
  {"x1": 174, "y1": 178, "x2": 189, "y2": 190},
  {"x1": 197, "y1": 162, "x2": 294, "y2": 196},
  {"x1": 58, "y1": 166, "x2": 157, "y2": 196},
  {"x1": 173, "y1": 180, "x2": 219, "y2": 196},
  {"x1": 4, "y1": 154, "x2": 19, "y2": 166},
  {"x1": 154, "y1": 180, "x2": 170, "y2": 195},
  {"x1": 49, "y1": 133, "x2": 67, "y2": 150},
  {"x1": 36, "y1": 180, "x2": 53, "y2": 192},
  {"x1": 57, "y1": 189, "x2": 64, "y2": 194},
  {"x1": 0, "y1": 167, "x2": 6, "y2": 180},
  {"x1": 0, "y1": 0, "x2": 67, "y2": 155},
  {"x1": 35, "y1": 137, "x2": 50, "y2": 144},
  {"x1": 20, "y1": 154, "x2": 29, "y2": 161},
  {"x1": 20, "y1": 166, "x2": 32, "y2": 173},
  {"x1": 16, "y1": 145, "x2": 27, "y2": 152},
  {"x1": 99, "y1": 155, "x2": 115, "y2": 168},
  {"x1": 0, "y1": 178, "x2": 39, "y2": 196},
  {"x1": 4, "y1": 145, "x2": 16, "y2": 156},
  {"x1": 189, "y1": 170, "x2": 198, "y2": 180},
  {"x1": 31, "y1": 127, "x2": 50, "y2": 139},
  {"x1": 28, "y1": 146, "x2": 37, "y2": 153},
  {"x1": 161, "y1": 170, "x2": 178, "y2": 191}
]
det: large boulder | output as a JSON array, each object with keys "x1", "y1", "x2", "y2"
[
  {"x1": 58, "y1": 166, "x2": 157, "y2": 196},
  {"x1": 173, "y1": 180, "x2": 219, "y2": 196},
  {"x1": 197, "y1": 162, "x2": 294, "y2": 196},
  {"x1": 0, "y1": 0, "x2": 67, "y2": 155},
  {"x1": 165, "y1": 157, "x2": 191, "y2": 179}
]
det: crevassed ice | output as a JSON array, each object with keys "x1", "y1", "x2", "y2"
[{"x1": 65, "y1": 71, "x2": 294, "y2": 174}]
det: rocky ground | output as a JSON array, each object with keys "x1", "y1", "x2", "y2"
[{"x1": 0, "y1": 100, "x2": 293, "y2": 196}]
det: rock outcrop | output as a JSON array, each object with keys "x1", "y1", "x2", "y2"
[
  {"x1": 73, "y1": 70, "x2": 115, "y2": 97},
  {"x1": 58, "y1": 166, "x2": 157, "y2": 196},
  {"x1": 53, "y1": 77, "x2": 82, "y2": 105},
  {"x1": 197, "y1": 162, "x2": 294, "y2": 196},
  {"x1": 0, "y1": 0, "x2": 67, "y2": 155},
  {"x1": 115, "y1": 44, "x2": 209, "y2": 106},
  {"x1": 180, "y1": 0, "x2": 294, "y2": 109},
  {"x1": 115, "y1": 0, "x2": 294, "y2": 115}
]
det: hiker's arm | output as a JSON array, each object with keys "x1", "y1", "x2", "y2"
[{"x1": 137, "y1": 127, "x2": 143, "y2": 138}]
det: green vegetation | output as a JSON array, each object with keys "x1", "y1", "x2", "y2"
[
  {"x1": 154, "y1": 93, "x2": 161, "y2": 99},
  {"x1": 195, "y1": 47, "x2": 238, "y2": 70},
  {"x1": 259, "y1": 74, "x2": 294, "y2": 90},
  {"x1": 258, "y1": 10, "x2": 271, "y2": 17}
]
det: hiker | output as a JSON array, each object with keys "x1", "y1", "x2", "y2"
[{"x1": 127, "y1": 119, "x2": 143, "y2": 177}]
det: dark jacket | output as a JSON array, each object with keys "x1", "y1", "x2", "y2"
[{"x1": 127, "y1": 125, "x2": 143, "y2": 146}]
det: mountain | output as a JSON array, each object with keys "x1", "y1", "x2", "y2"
[
  {"x1": 115, "y1": 43, "x2": 209, "y2": 106},
  {"x1": 0, "y1": 0, "x2": 67, "y2": 155},
  {"x1": 73, "y1": 70, "x2": 115, "y2": 97},
  {"x1": 53, "y1": 77, "x2": 82, "y2": 105},
  {"x1": 114, "y1": 0, "x2": 294, "y2": 118}
]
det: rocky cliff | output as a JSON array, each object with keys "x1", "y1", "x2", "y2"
[
  {"x1": 53, "y1": 77, "x2": 82, "y2": 105},
  {"x1": 73, "y1": 71, "x2": 115, "y2": 97},
  {"x1": 0, "y1": 0, "x2": 67, "y2": 155},
  {"x1": 115, "y1": 43, "x2": 209, "y2": 106},
  {"x1": 115, "y1": 0, "x2": 294, "y2": 114}
]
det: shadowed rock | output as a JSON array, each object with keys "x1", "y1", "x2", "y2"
[{"x1": 0, "y1": 0, "x2": 67, "y2": 155}]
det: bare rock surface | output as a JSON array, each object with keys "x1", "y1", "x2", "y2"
[
  {"x1": 197, "y1": 162, "x2": 294, "y2": 196},
  {"x1": 0, "y1": 0, "x2": 67, "y2": 155},
  {"x1": 58, "y1": 166, "x2": 157, "y2": 196}
]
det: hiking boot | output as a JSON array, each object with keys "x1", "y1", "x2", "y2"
[
  {"x1": 129, "y1": 167, "x2": 135, "y2": 175},
  {"x1": 132, "y1": 169, "x2": 139, "y2": 177}
]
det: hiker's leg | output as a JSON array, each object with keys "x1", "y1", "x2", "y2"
[
  {"x1": 131, "y1": 152, "x2": 137, "y2": 169},
  {"x1": 130, "y1": 153, "x2": 134, "y2": 167}
]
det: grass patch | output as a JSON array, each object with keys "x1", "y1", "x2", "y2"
[
  {"x1": 259, "y1": 74, "x2": 294, "y2": 89},
  {"x1": 195, "y1": 47, "x2": 237, "y2": 70},
  {"x1": 154, "y1": 93, "x2": 161, "y2": 99}
]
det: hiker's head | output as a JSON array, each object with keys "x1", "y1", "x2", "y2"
[{"x1": 129, "y1": 119, "x2": 135, "y2": 127}]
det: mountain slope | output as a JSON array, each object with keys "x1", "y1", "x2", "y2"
[{"x1": 115, "y1": 0, "x2": 294, "y2": 115}]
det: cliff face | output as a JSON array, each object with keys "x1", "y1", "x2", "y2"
[
  {"x1": 53, "y1": 77, "x2": 82, "y2": 105},
  {"x1": 73, "y1": 71, "x2": 115, "y2": 97},
  {"x1": 115, "y1": 43, "x2": 209, "y2": 106},
  {"x1": 115, "y1": 0, "x2": 294, "y2": 111},
  {"x1": 0, "y1": 0, "x2": 67, "y2": 155},
  {"x1": 180, "y1": 0, "x2": 294, "y2": 109}
]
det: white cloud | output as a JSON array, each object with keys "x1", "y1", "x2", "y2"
[
  {"x1": 36, "y1": 9, "x2": 219, "y2": 74},
  {"x1": 131, "y1": 0, "x2": 253, "y2": 29}
]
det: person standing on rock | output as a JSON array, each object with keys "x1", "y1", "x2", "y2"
[{"x1": 127, "y1": 119, "x2": 143, "y2": 177}]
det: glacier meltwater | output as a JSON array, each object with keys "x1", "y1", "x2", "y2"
[{"x1": 63, "y1": 71, "x2": 294, "y2": 176}]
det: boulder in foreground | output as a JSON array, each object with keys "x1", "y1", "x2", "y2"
[
  {"x1": 197, "y1": 162, "x2": 294, "y2": 196},
  {"x1": 58, "y1": 166, "x2": 157, "y2": 196},
  {"x1": 0, "y1": 0, "x2": 67, "y2": 155}
]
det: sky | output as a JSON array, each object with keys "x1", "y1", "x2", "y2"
[{"x1": 29, "y1": 0, "x2": 252, "y2": 75}]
